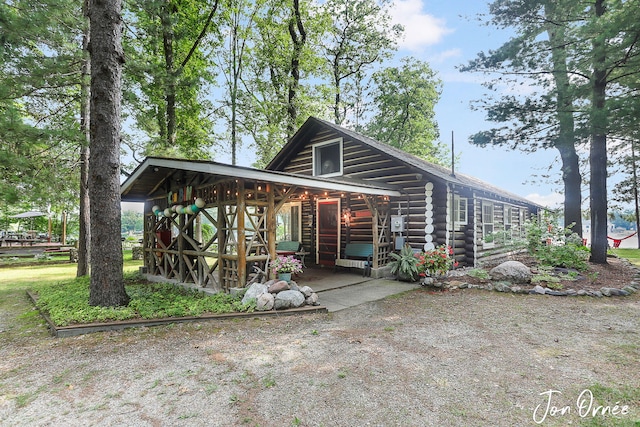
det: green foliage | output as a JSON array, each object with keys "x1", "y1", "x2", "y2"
[
  {"x1": 467, "y1": 268, "x2": 490, "y2": 281},
  {"x1": 322, "y1": 0, "x2": 403, "y2": 125},
  {"x1": 388, "y1": 244, "x2": 419, "y2": 281},
  {"x1": 535, "y1": 244, "x2": 589, "y2": 271},
  {"x1": 526, "y1": 215, "x2": 590, "y2": 271},
  {"x1": 365, "y1": 57, "x2": 446, "y2": 164},
  {"x1": 34, "y1": 274, "x2": 255, "y2": 327},
  {"x1": 123, "y1": 0, "x2": 220, "y2": 159}
]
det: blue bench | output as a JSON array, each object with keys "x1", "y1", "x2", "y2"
[
  {"x1": 276, "y1": 241, "x2": 301, "y2": 255},
  {"x1": 335, "y1": 243, "x2": 373, "y2": 276}
]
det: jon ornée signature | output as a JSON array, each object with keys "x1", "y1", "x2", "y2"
[{"x1": 533, "y1": 389, "x2": 631, "y2": 424}]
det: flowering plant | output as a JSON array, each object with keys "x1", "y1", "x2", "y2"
[
  {"x1": 416, "y1": 245, "x2": 458, "y2": 277},
  {"x1": 271, "y1": 255, "x2": 304, "y2": 275}
]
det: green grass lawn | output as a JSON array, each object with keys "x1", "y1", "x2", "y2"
[
  {"x1": 610, "y1": 248, "x2": 640, "y2": 268},
  {"x1": 0, "y1": 251, "x2": 143, "y2": 339},
  {"x1": 0, "y1": 250, "x2": 143, "y2": 292},
  {"x1": 0, "y1": 250, "x2": 255, "y2": 330}
]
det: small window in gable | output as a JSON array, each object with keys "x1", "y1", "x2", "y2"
[{"x1": 313, "y1": 138, "x2": 343, "y2": 177}]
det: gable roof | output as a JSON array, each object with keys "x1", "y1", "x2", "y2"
[
  {"x1": 121, "y1": 156, "x2": 402, "y2": 202},
  {"x1": 267, "y1": 116, "x2": 541, "y2": 208}
]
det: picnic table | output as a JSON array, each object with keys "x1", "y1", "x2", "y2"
[{"x1": 1, "y1": 238, "x2": 44, "y2": 247}]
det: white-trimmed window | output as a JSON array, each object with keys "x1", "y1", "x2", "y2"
[
  {"x1": 482, "y1": 201, "x2": 495, "y2": 248},
  {"x1": 504, "y1": 205, "x2": 513, "y2": 240},
  {"x1": 276, "y1": 202, "x2": 302, "y2": 242},
  {"x1": 453, "y1": 196, "x2": 468, "y2": 229},
  {"x1": 312, "y1": 138, "x2": 343, "y2": 177}
]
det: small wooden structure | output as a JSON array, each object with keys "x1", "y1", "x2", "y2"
[{"x1": 121, "y1": 117, "x2": 542, "y2": 291}]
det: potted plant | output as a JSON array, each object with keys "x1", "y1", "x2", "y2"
[
  {"x1": 270, "y1": 255, "x2": 304, "y2": 282},
  {"x1": 388, "y1": 244, "x2": 420, "y2": 282}
]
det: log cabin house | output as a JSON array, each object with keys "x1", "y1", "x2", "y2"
[{"x1": 120, "y1": 116, "x2": 542, "y2": 291}]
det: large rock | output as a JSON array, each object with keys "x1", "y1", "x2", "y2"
[
  {"x1": 256, "y1": 293, "x2": 275, "y2": 311},
  {"x1": 242, "y1": 283, "x2": 268, "y2": 305},
  {"x1": 299, "y1": 286, "x2": 314, "y2": 297},
  {"x1": 274, "y1": 290, "x2": 305, "y2": 310},
  {"x1": 268, "y1": 280, "x2": 290, "y2": 294},
  {"x1": 490, "y1": 261, "x2": 532, "y2": 284},
  {"x1": 305, "y1": 292, "x2": 319, "y2": 306}
]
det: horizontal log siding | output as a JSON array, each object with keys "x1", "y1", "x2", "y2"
[
  {"x1": 281, "y1": 131, "x2": 441, "y2": 259},
  {"x1": 450, "y1": 187, "x2": 474, "y2": 267},
  {"x1": 278, "y1": 129, "x2": 539, "y2": 268}
]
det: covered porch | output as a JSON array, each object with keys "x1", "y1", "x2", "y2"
[{"x1": 121, "y1": 157, "x2": 402, "y2": 292}]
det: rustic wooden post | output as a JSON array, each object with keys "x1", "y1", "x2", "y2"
[
  {"x1": 217, "y1": 183, "x2": 225, "y2": 288},
  {"x1": 370, "y1": 197, "x2": 379, "y2": 270},
  {"x1": 237, "y1": 179, "x2": 247, "y2": 286},
  {"x1": 178, "y1": 211, "x2": 186, "y2": 282},
  {"x1": 267, "y1": 183, "x2": 276, "y2": 278}
]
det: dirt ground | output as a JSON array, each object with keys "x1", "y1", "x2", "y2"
[{"x1": 1, "y1": 259, "x2": 640, "y2": 427}]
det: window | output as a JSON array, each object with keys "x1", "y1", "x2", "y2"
[
  {"x1": 482, "y1": 202, "x2": 495, "y2": 248},
  {"x1": 276, "y1": 202, "x2": 301, "y2": 242},
  {"x1": 504, "y1": 205, "x2": 513, "y2": 240},
  {"x1": 452, "y1": 196, "x2": 467, "y2": 229},
  {"x1": 313, "y1": 138, "x2": 343, "y2": 177}
]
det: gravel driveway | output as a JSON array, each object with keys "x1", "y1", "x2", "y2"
[{"x1": 1, "y1": 288, "x2": 639, "y2": 426}]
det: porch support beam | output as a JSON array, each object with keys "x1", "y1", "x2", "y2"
[
  {"x1": 267, "y1": 183, "x2": 276, "y2": 278},
  {"x1": 237, "y1": 179, "x2": 247, "y2": 286},
  {"x1": 216, "y1": 183, "x2": 225, "y2": 288},
  {"x1": 363, "y1": 195, "x2": 379, "y2": 270}
]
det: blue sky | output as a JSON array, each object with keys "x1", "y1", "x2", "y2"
[
  {"x1": 387, "y1": 0, "x2": 563, "y2": 208},
  {"x1": 125, "y1": 0, "x2": 568, "y2": 212}
]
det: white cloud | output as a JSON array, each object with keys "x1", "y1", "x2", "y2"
[
  {"x1": 525, "y1": 192, "x2": 563, "y2": 209},
  {"x1": 390, "y1": 0, "x2": 452, "y2": 52}
]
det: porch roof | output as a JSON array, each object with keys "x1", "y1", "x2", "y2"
[{"x1": 121, "y1": 157, "x2": 403, "y2": 202}]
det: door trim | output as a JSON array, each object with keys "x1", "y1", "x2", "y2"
[{"x1": 315, "y1": 198, "x2": 340, "y2": 265}]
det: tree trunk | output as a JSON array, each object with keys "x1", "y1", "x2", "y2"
[
  {"x1": 77, "y1": 0, "x2": 91, "y2": 277},
  {"x1": 545, "y1": 1, "x2": 583, "y2": 237},
  {"x1": 88, "y1": 0, "x2": 129, "y2": 306},
  {"x1": 161, "y1": 2, "x2": 177, "y2": 147},
  {"x1": 589, "y1": 0, "x2": 608, "y2": 264},
  {"x1": 287, "y1": 0, "x2": 306, "y2": 138},
  {"x1": 632, "y1": 142, "x2": 640, "y2": 249}
]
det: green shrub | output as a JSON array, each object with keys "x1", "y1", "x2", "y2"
[
  {"x1": 388, "y1": 245, "x2": 420, "y2": 281},
  {"x1": 525, "y1": 213, "x2": 590, "y2": 271}
]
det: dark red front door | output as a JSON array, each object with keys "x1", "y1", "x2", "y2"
[{"x1": 317, "y1": 200, "x2": 339, "y2": 266}]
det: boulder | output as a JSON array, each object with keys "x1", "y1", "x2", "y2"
[
  {"x1": 274, "y1": 290, "x2": 305, "y2": 310},
  {"x1": 256, "y1": 293, "x2": 275, "y2": 311},
  {"x1": 268, "y1": 280, "x2": 290, "y2": 294},
  {"x1": 305, "y1": 292, "x2": 319, "y2": 306},
  {"x1": 242, "y1": 283, "x2": 268, "y2": 305},
  {"x1": 299, "y1": 286, "x2": 314, "y2": 297},
  {"x1": 490, "y1": 261, "x2": 532, "y2": 284}
]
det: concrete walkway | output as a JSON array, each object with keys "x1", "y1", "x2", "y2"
[
  {"x1": 298, "y1": 268, "x2": 422, "y2": 312},
  {"x1": 315, "y1": 278, "x2": 422, "y2": 312}
]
